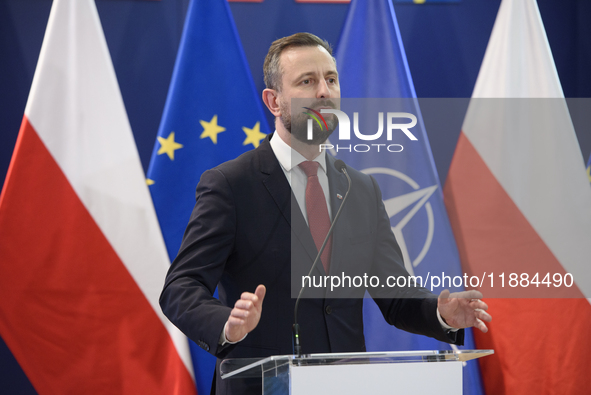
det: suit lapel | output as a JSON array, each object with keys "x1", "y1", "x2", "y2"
[
  {"x1": 327, "y1": 156, "x2": 348, "y2": 221},
  {"x1": 258, "y1": 135, "x2": 319, "y2": 266},
  {"x1": 326, "y1": 156, "x2": 349, "y2": 275},
  {"x1": 290, "y1": 194, "x2": 319, "y2": 266},
  {"x1": 258, "y1": 135, "x2": 290, "y2": 225}
]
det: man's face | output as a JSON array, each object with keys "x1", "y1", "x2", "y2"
[{"x1": 277, "y1": 45, "x2": 340, "y2": 145}]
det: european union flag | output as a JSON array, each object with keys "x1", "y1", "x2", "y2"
[
  {"x1": 334, "y1": 1, "x2": 484, "y2": 394},
  {"x1": 147, "y1": 0, "x2": 270, "y2": 393}
]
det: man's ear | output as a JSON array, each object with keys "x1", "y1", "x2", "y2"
[{"x1": 262, "y1": 89, "x2": 281, "y2": 117}]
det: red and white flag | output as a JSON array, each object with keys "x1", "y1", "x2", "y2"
[
  {"x1": 444, "y1": 0, "x2": 591, "y2": 393},
  {"x1": 0, "y1": 0, "x2": 195, "y2": 393}
]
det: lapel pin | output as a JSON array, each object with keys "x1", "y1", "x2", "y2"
[{"x1": 337, "y1": 193, "x2": 343, "y2": 200}]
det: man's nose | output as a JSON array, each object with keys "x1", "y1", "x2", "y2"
[{"x1": 316, "y1": 80, "x2": 331, "y2": 99}]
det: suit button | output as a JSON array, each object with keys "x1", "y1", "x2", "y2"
[{"x1": 325, "y1": 305, "x2": 332, "y2": 315}]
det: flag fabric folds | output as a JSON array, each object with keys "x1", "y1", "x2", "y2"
[
  {"x1": 444, "y1": 0, "x2": 591, "y2": 393},
  {"x1": 146, "y1": 0, "x2": 270, "y2": 394},
  {"x1": 0, "y1": 0, "x2": 195, "y2": 394},
  {"x1": 334, "y1": 1, "x2": 484, "y2": 394}
]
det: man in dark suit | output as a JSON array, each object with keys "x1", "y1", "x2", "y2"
[{"x1": 160, "y1": 33, "x2": 491, "y2": 395}]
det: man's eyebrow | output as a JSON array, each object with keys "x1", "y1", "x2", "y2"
[
  {"x1": 293, "y1": 71, "x2": 315, "y2": 81},
  {"x1": 293, "y1": 70, "x2": 339, "y2": 81}
]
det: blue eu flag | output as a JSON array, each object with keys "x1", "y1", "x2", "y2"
[
  {"x1": 147, "y1": 0, "x2": 270, "y2": 393},
  {"x1": 334, "y1": 1, "x2": 484, "y2": 394}
]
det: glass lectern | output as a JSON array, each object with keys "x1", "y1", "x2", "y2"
[{"x1": 221, "y1": 349, "x2": 493, "y2": 395}]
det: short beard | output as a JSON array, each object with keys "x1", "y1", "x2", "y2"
[{"x1": 279, "y1": 99, "x2": 338, "y2": 145}]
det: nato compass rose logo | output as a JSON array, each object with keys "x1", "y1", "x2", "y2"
[{"x1": 362, "y1": 167, "x2": 437, "y2": 277}]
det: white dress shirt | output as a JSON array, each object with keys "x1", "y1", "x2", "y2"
[{"x1": 270, "y1": 132, "x2": 332, "y2": 223}]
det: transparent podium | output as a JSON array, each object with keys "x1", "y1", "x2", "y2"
[{"x1": 221, "y1": 350, "x2": 493, "y2": 395}]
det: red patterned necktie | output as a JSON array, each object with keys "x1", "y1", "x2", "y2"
[{"x1": 298, "y1": 161, "x2": 332, "y2": 274}]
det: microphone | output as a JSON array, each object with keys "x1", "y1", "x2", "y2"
[
  {"x1": 334, "y1": 159, "x2": 347, "y2": 173},
  {"x1": 293, "y1": 159, "x2": 352, "y2": 358}
]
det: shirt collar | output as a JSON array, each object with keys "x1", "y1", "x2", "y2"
[{"x1": 270, "y1": 132, "x2": 327, "y2": 174}]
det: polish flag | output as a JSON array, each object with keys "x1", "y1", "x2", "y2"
[
  {"x1": 0, "y1": 0, "x2": 196, "y2": 393},
  {"x1": 444, "y1": 0, "x2": 591, "y2": 393}
]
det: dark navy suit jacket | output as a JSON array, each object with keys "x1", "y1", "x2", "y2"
[{"x1": 160, "y1": 134, "x2": 463, "y2": 394}]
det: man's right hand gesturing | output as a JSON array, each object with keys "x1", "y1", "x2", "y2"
[{"x1": 225, "y1": 284, "x2": 266, "y2": 343}]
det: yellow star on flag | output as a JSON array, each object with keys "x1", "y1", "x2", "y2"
[
  {"x1": 146, "y1": 179, "x2": 155, "y2": 186},
  {"x1": 157, "y1": 132, "x2": 183, "y2": 160},
  {"x1": 200, "y1": 115, "x2": 226, "y2": 144},
  {"x1": 242, "y1": 122, "x2": 266, "y2": 149}
]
